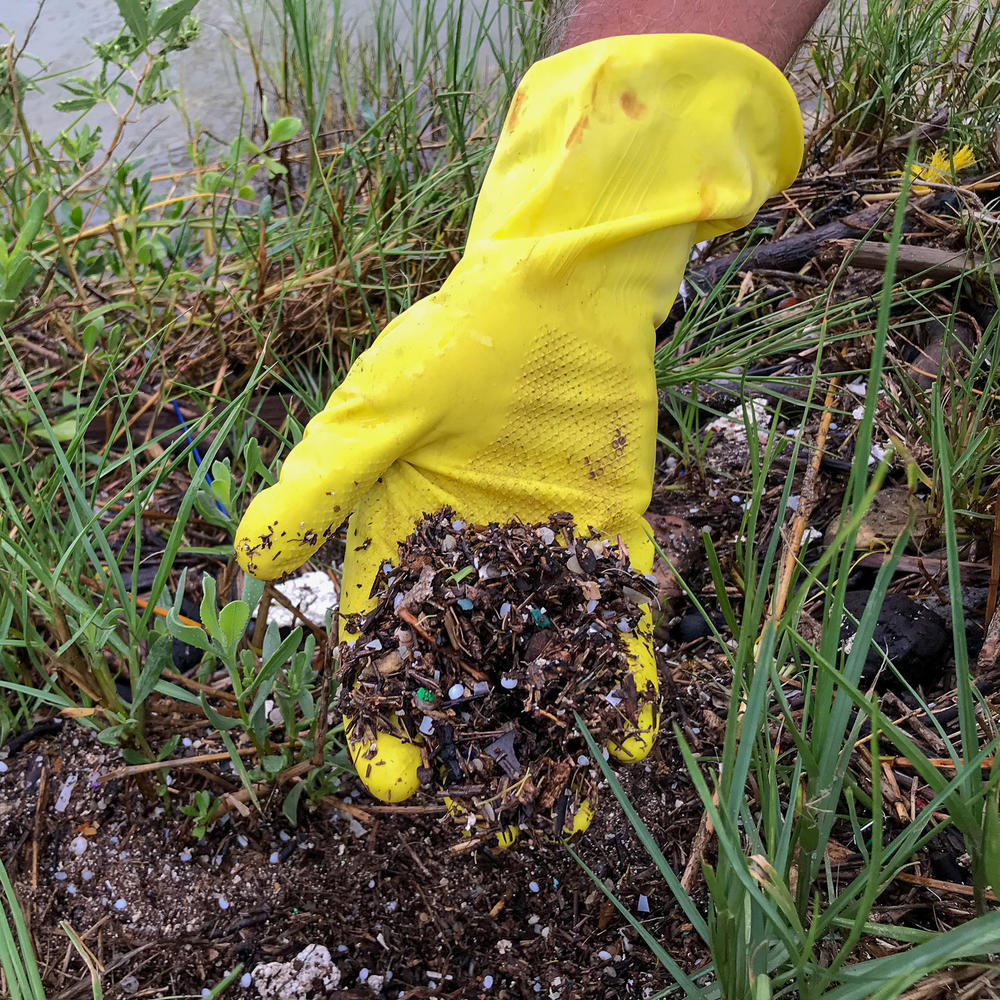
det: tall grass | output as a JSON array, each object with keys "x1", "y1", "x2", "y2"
[{"x1": 802, "y1": 0, "x2": 1000, "y2": 162}]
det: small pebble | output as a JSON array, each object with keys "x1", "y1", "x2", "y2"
[
  {"x1": 240, "y1": 973, "x2": 252, "y2": 988},
  {"x1": 114, "y1": 898, "x2": 127, "y2": 911},
  {"x1": 120, "y1": 975, "x2": 139, "y2": 994}
]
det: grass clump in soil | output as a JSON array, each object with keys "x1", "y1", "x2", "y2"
[{"x1": 339, "y1": 508, "x2": 656, "y2": 842}]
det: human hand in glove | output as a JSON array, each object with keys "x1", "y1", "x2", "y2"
[{"x1": 235, "y1": 33, "x2": 802, "y2": 805}]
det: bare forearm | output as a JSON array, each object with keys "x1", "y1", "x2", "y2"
[{"x1": 556, "y1": 0, "x2": 831, "y2": 66}]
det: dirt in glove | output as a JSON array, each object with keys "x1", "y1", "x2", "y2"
[{"x1": 339, "y1": 509, "x2": 657, "y2": 843}]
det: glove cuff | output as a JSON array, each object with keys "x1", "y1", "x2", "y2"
[{"x1": 469, "y1": 33, "x2": 802, "y2": 254}]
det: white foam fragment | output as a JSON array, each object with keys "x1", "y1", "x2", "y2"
[
  {"x1": 704, "y1": 398, "x2": 770, "y2": 443},
  {"x1": 54, "y1": 774, "x2": 78, "y2": 812},
  {"x1": 268, "y1": 571, "x2": 339, "y2": 628},
  {"x1": 638, "y1": 895, "x2": 650, "y2": 913}
]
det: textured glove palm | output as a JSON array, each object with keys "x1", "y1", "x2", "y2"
[{"x1": 235, "y1": 34, "x2": 802, "y2": 803}]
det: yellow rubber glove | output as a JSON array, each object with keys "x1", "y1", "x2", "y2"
[{"x1": 235, "y1": 34, "x2": 803, "y2": 804}]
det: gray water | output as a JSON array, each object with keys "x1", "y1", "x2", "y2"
[
  {"x1": 3, "y1": 0, "x2": 502, "y2": 172},
  {"x1": 6, "y1": 1, "x2": 280, "y2": 170}
]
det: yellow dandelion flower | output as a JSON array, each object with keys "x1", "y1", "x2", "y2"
[{"x1": 906, "y1": 144, "x2": 976, "y2": 192}]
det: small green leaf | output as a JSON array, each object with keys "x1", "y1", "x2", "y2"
[
  {"x1": 200, "y1": 575, "x2": 219, "y2": 636},
  {"x1": 198, "y1": 693, "x2": 242, "y2": 731},
  {"x1": 131, "y1": 634, "x2": 173, "y2": 712},
  {"x1": 262, "y1": 754, "x2": 285, "y2": 774},
  {"x1": 154, "y1": 0, "x2": 199, "y2": 34},
  {"x1": 54, "y1": 97, "x2": 99, "y2": 113},
  {"x1": 282, "y1": 780, "x2": 307, "y2": 826},
  {"x1": 242, "y1": 575, "x2": 265, "y2": 613},
  {"x1": 165, "y1": 607, "x2": 212, "y2": 652},
  {"x1": 198, "y1": 172, "x2": 225, "y2": 193},
  {"x1": 266, "y1": 116, "x2": 302, "y2": 145},
  {"x1": 116, "y1": 0, "x2": 150, "y2": 42},
  {"x1": 219, "y1": 600, "x2": 250, "y2": 654}
]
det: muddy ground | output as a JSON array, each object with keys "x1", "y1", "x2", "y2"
[{"x1": 1, "y1": 671, "x2": 720, "y2": 1000}]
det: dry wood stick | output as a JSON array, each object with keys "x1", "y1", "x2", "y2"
[
  {"x1": 771, "y1": 377, "x2": 840, "y2": 625},
  {"x1": 827, "y1": 239, "x2": 1000, "y2": 282}
]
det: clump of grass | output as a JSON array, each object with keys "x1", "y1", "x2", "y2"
[{"x1": 801, "y1": 0, "x2": 1000, "y2": 164}]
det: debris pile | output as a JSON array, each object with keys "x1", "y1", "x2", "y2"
[{"x1": 338, "y1": 509, "x2": 657, "y2": 841}]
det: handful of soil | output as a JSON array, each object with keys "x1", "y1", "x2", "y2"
[{"x1": 338, "y1": 508, "x2": 658, "y2": 842}]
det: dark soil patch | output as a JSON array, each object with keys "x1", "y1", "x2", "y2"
[{"x1": 0, "y1": 662, "x2": 720, "y2": 1000}]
